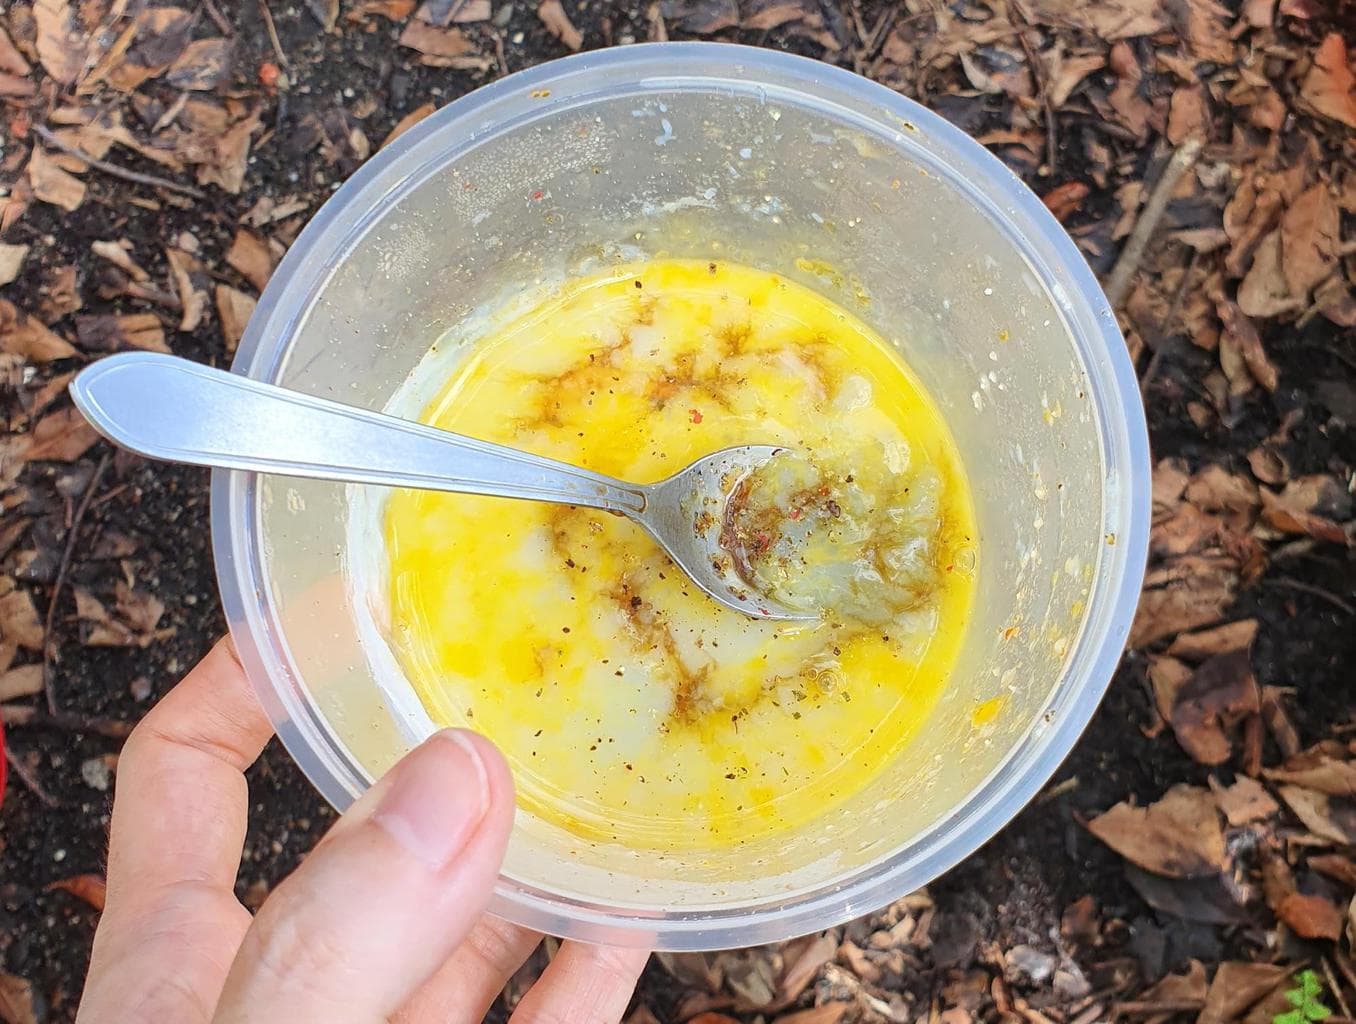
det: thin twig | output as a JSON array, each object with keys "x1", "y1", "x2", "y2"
[
  {"x1": 1103, "y1": 136, "x2": 1204, "y2": 310},
  {"x1": 32, "y1": 125, "x2": 207, "y2": 200},
  {"x1": 2, "y1": 704, "x2": 134, "y2": 740},
  {"x1": 1324, "y1": 958, "x2": 1353, "y2": 1020},
  {"x1": 257, "y1": 0, "x2": 289, "y2": 68},
  {"x1": 1140, "y1": 250, "x2": 1200, "y2": 395},
  {"x1": 1012, "y1": 10, "x2": 1057, "y2": 174},
  {"x1": 200, "y1": 0, "x2": 234, "y2": 35},
  {"x1": 4, "y1": 746, "x2": 59, "y2": 807},
  {"x1": 42, "y1": 453, "x2": 110, "y2": 715},
  {"x1": 1112, "y1": 999, "x2": 1206, "y2": 1017},
  {"x1": 1265, "y1": 577, "x2": 1356, "y2": 616}
]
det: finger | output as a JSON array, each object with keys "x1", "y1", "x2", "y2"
[
  {"x1": 394, "y1": 917, "x2": 541, "y2": 1023},
  {"x1": 508, "y1": 942, "x2": 650, "y2": 1024},
  {"x1": 79, "y1": 636, "x2": 275, "y2": 1024},
  {"x1": 214, "y1": 729, "x2": 514, "y2": 1023}
]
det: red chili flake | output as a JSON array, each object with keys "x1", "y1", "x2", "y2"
[
  {"x1": 531, "y1": 189, "x2": 545, "y2": 201},
  {"x1": 788, "y1": 508, "x2": 802, "y2": 520},
  {"x1": 754, "y1": 532, "x2": 771, "y2": 551},
  {"x1": 688, "y1": 408, "x2": 703, "y2": 424}
]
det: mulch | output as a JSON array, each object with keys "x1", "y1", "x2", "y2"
[{"x1": 0, "y1": 0, "x2": 1354, "y2": 1021}]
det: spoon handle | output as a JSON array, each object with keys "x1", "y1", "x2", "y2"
[{"x1": 70, "y1": 352, "x2": 648, "y2": 514}]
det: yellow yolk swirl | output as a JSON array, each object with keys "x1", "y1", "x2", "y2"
[{"x1": 383, "y1": 259, "x2": 977, "y2": 850}]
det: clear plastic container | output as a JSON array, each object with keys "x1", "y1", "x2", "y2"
[{"x1": 213, "y1": 43, "x2": 1149, "y2": 950}]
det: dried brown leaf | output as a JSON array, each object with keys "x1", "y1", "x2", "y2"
[
  {"x1": 1086, "y1": 784, "x2": 1226, "y2": 878},
  {"x1": 1214, "y1": 300, "x2": 1278, "y2": 397},
  {"x1": 1169, "y1": 0, "x2": 1233, "y2": 64},
  {"x1": 1259, "y1": 477, "x2": 1348, "y2": 544},
  {"x1": 1041, "y1": 181, "x2": 1089, "y2": 222},
  {"x1": 1264, "y1": 750, "x2": 1356, "y2": 796},
  {"x1": 76, "y1": 313, "x2": 168, "y2": 354},
  {"x1": 1247, "y1": 444, "x2": 1289, "y2": 485},
  {"x1": 104, "y1": 7, "x2": 194, "y2": 92},
  {"x1": 1048, "y1": 51, "x2": 1104, "y2": 108},
  {"x1": 75, "y1": 581, "x2": 170, "y2": 648},
  {"x1": 215, "y1": 285, "x2": 256, "y2": 356},
  {"x1": 1209, "y1": 775, "x2": 1279, "y2": 826},
  {"x1": 34, "y1": 0, "x2": 84, "y2": 84},
  {"x1": 1168, "y1": 649, "x2": 1259, "y2": 765},
  {"x1": 197, "y1": 107, "x2": 260, "y2": 194},
  {"x1": 46, "y1": 873, "x2": 107, "y2": 910},
  {"x1": 0, "y1": 972, "x2": 39, "y2": 1024},
  {"x1": 0, "y1": 663, "x2": 44, "y2": 702},
  {"x1": 1314, "y1": 276, "x2": 1356, "y2": 327},
  {"x1": 416, "y1": 0, "x2": 491, "y2": 23},
  {"x1": 773, "y1": 1007, "x2": 850, "y2": 1024},
  {"x1": 90, "y1": 239, "x2": 149, "y2": 282},
  {"x1": 1236, "y1": 231, "x2": 1300, "y2": 318},
  {"x1": 1024, "y1": 0, "x2": 1166, "y2": 39},
  {"x1": 1280, "y1": 183, "x2": 1340, "y2": 299},
  {"x1": 1153, "y1": 458, "x2": 1190, "y2": 511},
  {"x1": 1198, "y1": 962, "x2": 1289, "y2": 1024},
  {"x1": 0, "y1": 242, "x2": 28, "y2": 287},
  {"x1": 28, "y1": 145, "x2": 86, "y2": 213},
  {"x1": 226, "y1": 229, "x2": 275, "y2": 292},
  {"x1": 1242, "y1": 0, "x2": 1274, "y2": 26},
  {"x1": 0, "y1": 25, "x2": 32, "y2": 75},
  {"x1": 347, "y1": 0, "x2": 417, "y2": 20},
  {"x1": 778, "y1": 933, "x2": 836, "y2": 1006},
  {"x1": 1107, "y1": 41, "x2": 1151, "y2": 137},
  {"x1": 307, "y1": 0, "x2": 341, "y2": 30},
  {"x1": 1276, "y1": 785, "x2": 1356, "y2": 844},
  {"x1": 0, "y1": 299, "x2": 77, "y2": 362},
  {"x1": 23, "y1": 406, "x2": 99, "y2": 462},
  {"x1": 0, "y1": 579, "x2": 43, "y2": 651},
  {"x1": 1168, "y1": 619, "x2": 1258, "y2": 661},
  {"x1": 398, "y1": 19, "x2": 478, "y2": 60},
  {"x1": 1276, "y1": 892, "x2": 1342, "y2": 939},
  {"x1": 166, "y1": 37, "x2": 233, "y2": 91},
  {"x1": 1307, "y1": 853, "x2": 1356, "y2": 889},
  {"x1": 1132, "y1": 565, "x2": 1237, "y2": 647},
  {"x1": 1167, "y1": 85, "x2": 1206, "y2": 144},
  {"x1": 382, "y1": 102, "x2": 436, "y2": 149},
  {"x1": 165, "y1": 247, "x2": 208, "y2": 332},
  {"x1": 1186, "y1": 465, "x2": 1260, "y2": 525},
  {"x1": 1299, "y1": 34, "x2": 1356, "y2": 129},
  {"x1": 538, "y1": 0, "x2": 583, "y2": 50}
]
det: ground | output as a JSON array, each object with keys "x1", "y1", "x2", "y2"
[{"x1": 0, "y1": 0, "x2": 1354, "y2": 1022}]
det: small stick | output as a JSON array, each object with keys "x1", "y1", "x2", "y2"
[
  {"x1": 42, "y1": 453, "x2": 110, "y2": 715},
  {"x1": 32, "y1": 126, "x2": 207, "y2": 200},
  {"x1": 1112, "y1": 999, "x2": 1205, "y2": 1017},
  {"x1": 1103, "y1": 136, "x2": 1203, "y2": 310},
  {"x1": 4, "y1": 745, "x2": 59, "y2": 807},
  {"x1": 1140, "y1": 250, "x2": 1200, "y2": 395},
  {"x1": 2, "y1": 704, "x2": 135, "y2": 740},
  {"x1": 257, "y1": 0, "x2": 289, "y2": 68},
  {"x1": 1266, "y1": 577, "x2": 1356, "y2": 616},
  {"x1": 1324, "y1": 958, "x2": 1353, "y2": 1020},
  {"x1": 200, "y1": 0, "x2": 234, "y2": 35},
  {"x1": 1012, "y1": 11, "x2": 1057, "y2": 174}
]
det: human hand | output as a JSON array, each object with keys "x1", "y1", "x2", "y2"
[{"x1": 78, "y1": 637, "x2": 650, "y2": 1023}]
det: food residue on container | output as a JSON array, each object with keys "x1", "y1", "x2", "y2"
[{"x1": 382, "y1": 258, "x2": 977, "y2": 850}]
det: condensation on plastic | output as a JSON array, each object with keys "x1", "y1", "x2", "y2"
[{"x1": 212, "y1": 43, "x2": 1150, "y2": 950}]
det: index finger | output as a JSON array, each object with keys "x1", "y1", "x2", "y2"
[{"x1": 80, "y1": 636, "x2": 274, "y2": 1022}]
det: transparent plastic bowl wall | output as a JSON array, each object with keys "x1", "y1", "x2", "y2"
[{"x1": 213, "y1": 43, "x2": 1150, "y2": 950}]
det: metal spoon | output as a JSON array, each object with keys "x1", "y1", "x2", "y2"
[{"x1": 70, "y1": 352, "x2": 814, "y2": 621}]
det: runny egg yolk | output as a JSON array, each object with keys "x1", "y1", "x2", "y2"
[{"x1": 383, "y1": 259, "x2": 977, "y2": 850}]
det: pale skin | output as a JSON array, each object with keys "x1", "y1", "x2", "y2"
[{"x1": 78, "y1": 636, "x2": 650, "y2": 1023}]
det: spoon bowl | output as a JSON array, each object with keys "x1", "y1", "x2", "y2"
[{"x1": 69, "y1": 352, "x2": 813, "y2": 621}]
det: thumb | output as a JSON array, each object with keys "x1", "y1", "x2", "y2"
[{"x1": 212, "y1": 729, "x2": 514, "y2": 1024}]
